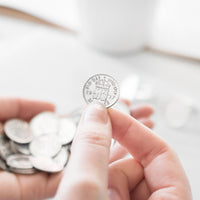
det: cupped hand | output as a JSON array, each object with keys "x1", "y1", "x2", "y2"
[
  {"x1": 56, "y1": 103, "x2": 192, "y2": 200},
  {"x1": 0, "y1": 98, "x2": 62, "y2": 200}
]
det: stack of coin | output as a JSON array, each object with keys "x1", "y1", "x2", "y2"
[{"x1": 0, "y1": 111, "x2": 78, "y2": 174}]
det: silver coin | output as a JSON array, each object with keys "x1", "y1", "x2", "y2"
[
  {"x1": 30, "y1": 134, "x2": 61, "y2": 157},
  {"x1": 30, "y1": 112, "x2": 59, "y2": 137},
  {"x1": 83, "y1": 74, "x2": 120, "y2": 108},
  {"x1": 0, "y1": 158, "x2": 8, "y2": 171},
  {"x1": 0, "y1": 135, "x2": 13, "y2": 160},
  {"x1": 4, "y1": 119, "x2": 33, "y2": 144},
  {"x1": 58, "y1": 118, "x2": 76, "y2": 145},
  {"x1": 10, "y1": 141, "x2": 30, "y2": 155},
  {"x1": 6, "y1": 154, "x2": 33, "y2": 169},
  {"x1": 113, "y1": 101, "x2": 130, "y2": 115},
  {"x1": 30, "y1": 156, "x2": 64, "y2": 173},
  {"x1": 9, "y1": 167, "x2": 37, "y2": 174},
  {"x1": 53, "y1": 147, "x2": 69, "y2": 167}
]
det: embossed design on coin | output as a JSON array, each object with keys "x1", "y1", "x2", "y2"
[{"x1": 83, "y1": 74, "x2": 120, "y2": 108}]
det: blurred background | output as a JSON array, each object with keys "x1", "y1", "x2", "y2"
[{"x1": 0, "y1": 0, "x2": 199, "y2": 199}]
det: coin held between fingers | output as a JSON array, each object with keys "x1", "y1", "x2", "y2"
[{"x1": 83, "y1": 74, "x2": 120, "y2": 108}]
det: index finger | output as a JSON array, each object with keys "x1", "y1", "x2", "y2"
[
  {"x1": 108, "y1": 108, "x2": 192, "y2": 199},
  {"x1": 0, "y1": 97, "x2": 55, "y2": 121},
  {"x1": 56, "y1": 103, "x2": 112, "y2": 199}
]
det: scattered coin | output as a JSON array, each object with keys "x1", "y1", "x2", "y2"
[
  {"x1": 30, "y1": 112, "x2": 59, "y2": 137},
  {"x1": 30, "y1": 134, "x2": 61, "y2": 157},
  {"x1": 4, "y1": 119, "x2": 33, "y2": 144},
  {"x1": 83, "y1": 74, "x2": 120, "y2": 108}
]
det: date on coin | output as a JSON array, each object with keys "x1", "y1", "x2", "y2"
[{"x1": 83, "y1": 74, "x2": 120, "y2": 108}]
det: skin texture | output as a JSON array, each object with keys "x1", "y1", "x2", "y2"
[
  {"x1": 109, "y1": 104, "x2": 154, "y2": 163},
  {"x1": 0, "y1": 98, "x2": 155, "y2": 200},
  {"x1": 56, "y1": 103, "x2": 192, "y2": 200},
  {"x1": 0, "y1": 98, "x2": 62, "y2": 200}
]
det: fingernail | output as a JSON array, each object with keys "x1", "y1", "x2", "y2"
[
  {"x1": 108, "y1": 188, "x2": 121, "y2": 200},
  {"x1": 84, "y1": 103, "x2": 108, "y2": 124}
]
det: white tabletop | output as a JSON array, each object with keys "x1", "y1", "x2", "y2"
[{"x1": 0, "y1": 15, "x2": 200, "y2": 199}]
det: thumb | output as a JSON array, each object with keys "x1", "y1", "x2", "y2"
[{"x1": 55, "y1": 103, "x2": 112, "y2": 200}]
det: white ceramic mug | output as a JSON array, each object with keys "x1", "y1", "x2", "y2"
[{"x1": 77, "y1": 0, "x2": 156, "y2": 54}]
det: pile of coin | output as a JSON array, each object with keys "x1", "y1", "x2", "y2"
[
  {"x1": 0, "y1": 74, "x2": 124, "y2": 175},
  {"x1": 0, "y1": 111, "x2": 78, "y2": 174}
]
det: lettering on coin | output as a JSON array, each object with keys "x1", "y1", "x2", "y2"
[{"x1": 83, "y1": 74, "x2": 120, "y2": 108}]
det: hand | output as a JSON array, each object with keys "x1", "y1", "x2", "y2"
[
  {"x1": 0, "y1": 98, "x2": 62, "y2": 200},
  {"x1": 56, "y1": 103, "x2": 192, "y2": 200},
  {"x1": 0, "y1": 97, "x2": 154, "y2": 200},
  {"x1": 110, "y1": 103, "x2": 154, "y2": 163}
]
